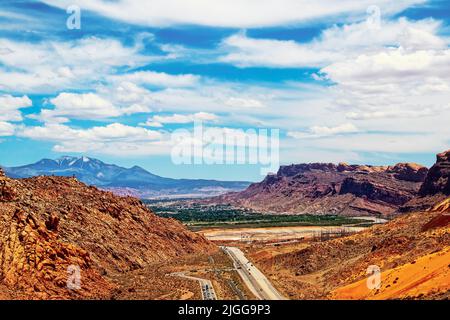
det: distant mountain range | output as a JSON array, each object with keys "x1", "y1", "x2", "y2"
[{"x1": 2, "y1": 156, "x2": 251, "y2": 198}]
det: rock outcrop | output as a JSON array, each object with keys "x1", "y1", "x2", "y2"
[
  {"x1": 0, "y1": 208, "x2": 111, "y2": 299},
  {"x1": 420, "y1": 150, "x2": 450, "y2": 196},
  {"x1": 339, "y1": 177, "x2": 412, "y2": 206},
  {"x1": 0, "y1": 168, "x2": 15, "y2": 202},
  {"x1": 399, "y1": 150, "x2": 450, "y2": 213},
  {"x1": 0, "y1": 173, "x2": 215, "y2": 299},
  {"x1": 212, "y1": 162, "x2": 428, "y2": 216},
  {"x1": 388, "y1": 163, "x2": 429, "y2": 182}
]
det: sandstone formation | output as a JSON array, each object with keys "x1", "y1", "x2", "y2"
[
  {"x1": 0, "y1": 169, "x2": 215, "y2": 299},
  {"x1": 399, "y1": 150, "x2": 450, "y2": 212},
  {"x1": 420, "y1": 150, "x2": 450, "y2": 196},
  {"x1": 213, "y1": 162, "x2": 428, "y2": 216}
]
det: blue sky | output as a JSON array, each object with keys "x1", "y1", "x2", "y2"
[{"x1": 0, "y1": 0, "x2": 449, "y2": 181}]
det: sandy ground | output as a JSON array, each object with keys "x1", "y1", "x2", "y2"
[
  {"x1": 199, "y1": 226, "x2": 366, "y2": 242},
  {"x1": 242, "y1": 208, "x2": 450, "y2": 300},
  {"x1": 332, "y1": 248, "x2": 450, "y2": 300}
]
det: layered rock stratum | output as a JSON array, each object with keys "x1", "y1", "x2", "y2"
[
  {"x1": 420, "y1": 150, "x2": 450, "y2": 196},
  {"x1": 0, "y1": 169, "x2": 215, "y2": 299},
  {"x1": 399, "y1": 150, "x2": 450, "y2": 212},
  {"x1": 213, "y1": 162, "x2": 429, "y2": 216}
]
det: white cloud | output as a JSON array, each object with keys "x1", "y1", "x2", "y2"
[
  {"x1": 280, "y1": 43, "x2": 450, "y2": 155},
  {"x1": 321, "y1": 48, "x2": 450, "y2": 122},
  {"x1": 345, "y1": 108, "x2": 436, "y2": 120},
  {"x1": 219, "y1": 19, "x2": 446, "y2": 68},
  {"x1": 26, "y1": 73, "x2": 298, "y2": 126},
  {"x1": 49, "y1": 93, "x2": 119, "y2": 119},
  {"x1": 111, "y1": 71, "x2": 200, "y2": 88},
  {"x1": 322, "y1": 49, "x2": 450, "y2": 82},
  {"x1": 299, "y1": 133, "x2": 449, "y2": 154},
  {"x1": 0, "y1": 94, "x2": 32, "y2": 121},
  {"x1": 288, "y1": 123, "x2": 359, "y2": 139},
  {"x1": 220, "y1": 33, "x2": 339, "y2": 68},
  {"x1": 103, "y1": 81, "x2": 154, "y2": 113},
  {"x1": 18, "y1": 123, "x2": 166, "y2": 155},
  {"x1": 142, "y1": 112, "x2": 218, "y2": 127},
  {"x1": 146, "y1": 82, "x2": 279, "y2": 115},
  {"x1": 0, "y1": 121, "x2": 15, "y2": 136},
  {"x1": 83, "y1": 123, "x2": 161, "y2": 140},
  {"x1": 0, "y1": 37, "x2": 164, "y2": 93},
  {"x1": 141, "y1": 121, "x2": 164, "y2": 128},
  {"x1": 2, "y1": 2, "x2": 448, "y2": 161},
  {"x1": 42, "y1": 0, "x2": 424, "y2": 28},
  {"x1": 225, "y1": 97, "x2": 264, "y2": 108},
  {"x1": 32, "y1": 86, "x2": 154, "y2": 123}
]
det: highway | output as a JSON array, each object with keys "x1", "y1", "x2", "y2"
[
  {"x1": 222, "y1": 246, "x2": 286, "y2": 300},
  {"x1": 171, "y1": 272, "x2": 217, "y2": 300}
]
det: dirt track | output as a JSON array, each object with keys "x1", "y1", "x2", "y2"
[{"x1": 200, "y1": 225, "x2": 365, "y2": 242}]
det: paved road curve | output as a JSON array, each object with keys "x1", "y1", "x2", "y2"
[
  {"x1": 222, "y1": 246, "x2": 286, "y2": 300},
  {"x1": 171, "y1": 272, "x2": 217, "y2": 300}
]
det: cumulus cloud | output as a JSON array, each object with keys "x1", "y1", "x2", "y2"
[
  {"x1": 31, "y1": 83, "x2": 157, "y2": 123},
  {"x1": 141, "y1": 112, "x2": 218, "y2": 127},
  {"x1": 49, "y1": 93, "x2": 119, "y2": 119},
  {"x1": 42, "y1": 0, "x2": 424, "y2": 28},
  {"x1": 225, "y1": 97, "x2": 264, "y2": 108},
  {"x1": 288, "y1": 123, "x2": 359, "y2": 139},
  {"x1": 145, "y1": 83, "x2": 275, "y2": 114},
  {"x1": 322, "y1": 49, "x2": 450, "y2": 82},
  {"x1": 219, "y1": 18, "x2": 446, "y2": 68},
  {"x1": 18, "y1": 123, "x2": 165, "y2": 155},
  {"x1": 299, "y1": 133, "x2": 449, "y2": 154},
  {"x1": 111, "y1": 71, "x2": 200, "y2": 88},
  {"x1": 0, "y1": 94, "x2": 32, "y2": 121},
  {"x1": 321, "y1": 48, "x2": 450, "y2": 122},
  {"x1": 345, "y1": 108, "x2": 436, "y2": 120},
  {"x1": 102, "y1": 82, "x2": 154, "y2": 114},
  {"x1": 0, "y1": 37, "x2": 165, "y2": 93},
  {"x1": 0, "y1": 121, "x2": 15, "y2": 136},
  {"x1": 31, "y1": 92, "x2": 145, "y2": 123},
  {"x1": 27, "y1": 74, "x2": 290, "y2": 126},
  {"x1": 280, "y1": 44, "x2": 450, "y2": 155},
  {"x1": 220, "y1": 33, "x2": 339, "y2": 68},
  {"x1": 2, "y1": 1, "x2": 449, "y2": 161}
]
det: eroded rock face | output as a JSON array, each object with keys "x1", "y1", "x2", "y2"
[
  {"x1": 388, "y1": 163, "x2": 429, "y2": 182},
  {"x1": 0, "y1": 169, "x2": 16, "y2": 202},
  {"x1": 277, "y1": 163, "x2": 337, "y2": 177},
  {"x1": 0, "y1": 208, "x2": 111, "y2": 299},
  {"x1": 339, "y1": 177, "x2": 412, "y2": 206},
  {"x1": 420, "y1": 150, "x2": 450, "y2": 196},
  {"x1": 0, "y1": 173, "x2": 215, "y2": 299},
  {"x1": 213, "y1": 162, "x2": 429, "y2": 216}
]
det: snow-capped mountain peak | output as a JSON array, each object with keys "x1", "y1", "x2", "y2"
[{"x1": 3, "y1": 156, "x2": 250, "y2": 196}]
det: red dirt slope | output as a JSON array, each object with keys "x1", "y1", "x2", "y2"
[{"x1": 0, "y1": 169, "x2": 215, "y2": 299}]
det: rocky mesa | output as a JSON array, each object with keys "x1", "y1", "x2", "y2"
[
  {"x1": 0, "y1": 168, "x2": 215, "y2": 299},
  {"x1": 399, "y1": 149, "x2": 450, "y2": 212},
  {"x1": 420, "y1": 150, "x2": 450, "y2": 196},
  {"x1": 213, "y1": 161, "x2": 429, "y2": 216}
]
